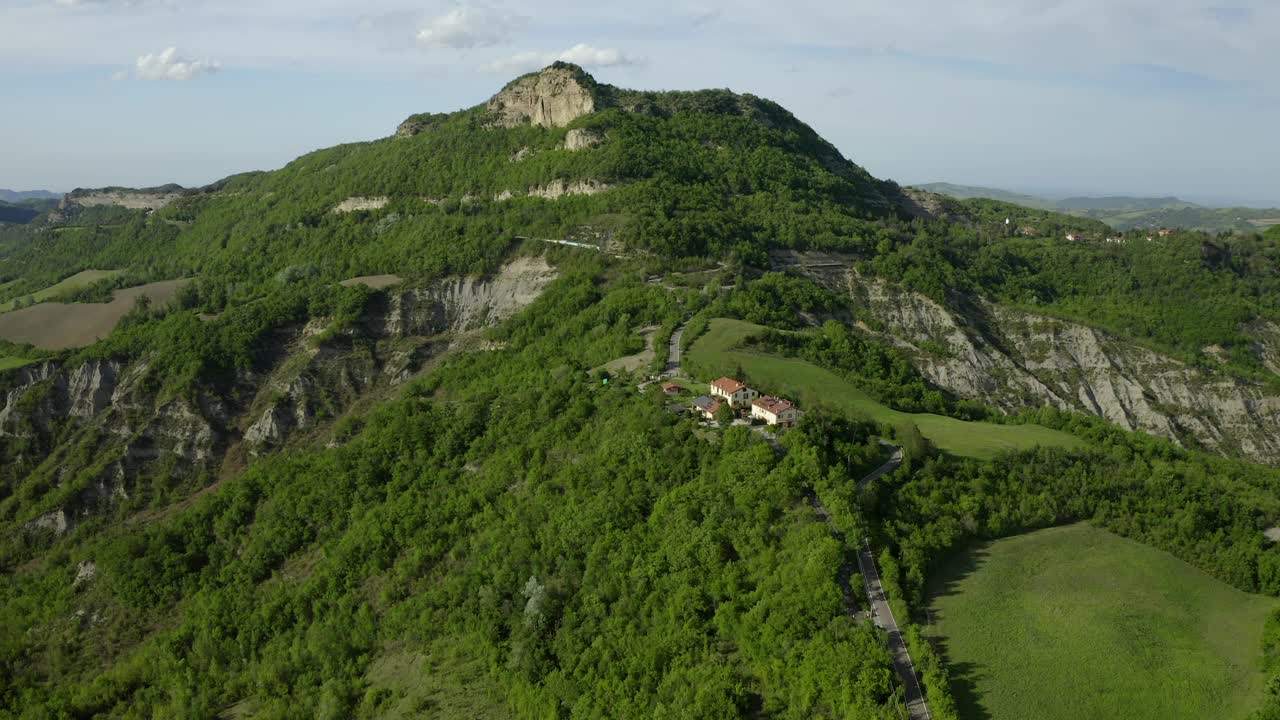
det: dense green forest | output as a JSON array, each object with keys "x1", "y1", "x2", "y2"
[
  {"x1": 1, "y1": 263, "x2": 907, "y2": 718},
  {"x1": 5, "y1": 63, "x2": 1280, "y2": 718}
]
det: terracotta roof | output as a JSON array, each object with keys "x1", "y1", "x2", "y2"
[
  {"x1": 712, "y1": 377, "x2": 747, "y2": 394},
  {"x1": 752, "y1": 395, "x2": 795, "y2": 414},
  {"x1": 661, "y1": 382, "x2": 680, "y2": 392}
]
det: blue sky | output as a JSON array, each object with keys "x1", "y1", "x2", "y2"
[{"x1": 3, "y1": 0, "x2": 1279, "y2": 206}]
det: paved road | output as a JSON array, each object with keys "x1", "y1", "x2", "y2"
[
  {"x1": 813, "y1": 445, "x2": 930, "y2": 720},
  {"x1": 664, "y1": 322, "x2": 686, "y2": 376},
  {"x1": 853, "y1": 445, "x2": 931, "y2": 720},
  {"x1": 857, "y1": 443, "x2": 904, "y2": 492},
  {"x1": 858, "y1": 538, "x2": 932, "y2": 720}
]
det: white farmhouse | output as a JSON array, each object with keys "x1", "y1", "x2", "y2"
[
  {"x1": 710, "y1": 377, "x2": 758, "y2": 408},
  {"x1": 751, "y1": 396, "x2": 798, "y2": 427}
]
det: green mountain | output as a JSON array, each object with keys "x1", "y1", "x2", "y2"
[{"x1": 5, "y1": 64, "x2": 1280, "y2": 718}]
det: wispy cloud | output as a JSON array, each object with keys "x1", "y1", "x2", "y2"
[
  {"x1": 133, "y1": 47, "x2": 221, "y2": 80},
  {"x1": 483, "y1": 43, "x2": 636, "y2": 74},
  {"x1": 416, "y1": 6, "x2": 523, "y2": 49}
]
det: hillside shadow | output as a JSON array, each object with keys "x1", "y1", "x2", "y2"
[{"x1": 923, "y1": 540, "x2": 996, "y2": 720}]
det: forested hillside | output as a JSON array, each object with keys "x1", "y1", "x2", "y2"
[{"x1": 5, "y1": 63, "x2": 1280, "y2": 718}]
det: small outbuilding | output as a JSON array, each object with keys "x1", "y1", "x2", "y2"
[
  {"x1": 693, "y1": 395, "x2": 723, "y2": 420},
  {"x1": 661, "y1": 381, "x2": 682, "y2": 396}
]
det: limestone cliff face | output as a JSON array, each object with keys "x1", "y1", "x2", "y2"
[
  {"x1": 562, "y1": 128, "x2": 603, "y2": 150},
  {"x1": 4, "y1": 256, "x2": 558, "y2": 532},
  {"x1": 3, "y1": 358, "x2": 231, "y2": 535},
  {"x1": 485, "y1": 64, "x2": 597, "y2": 129},
  {"x1": 783, "y1": 254, "x2": 1280, "y2": 464},
  {"x1": 364, "y1": 256, "x2": 557, "y2": 338},
  {"x1": 62, "y1": 189, "x2": 182, "y2": 212},
  {"x1": 241, "y1": 256, "x2": 556, "y2": 453}
]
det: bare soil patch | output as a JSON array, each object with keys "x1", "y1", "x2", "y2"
[
  {"x1": 0, "y1": 279, "x2": 188, "y2": 349},
  {"x1": 340, "y1": 274, "x2": 403, "y2": 290}
]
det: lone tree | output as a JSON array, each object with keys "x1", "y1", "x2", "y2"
[{"x1": 715, "y1": 402, "x2": 736, "y2": 426}]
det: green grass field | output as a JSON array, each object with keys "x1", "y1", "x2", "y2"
[
  {"x1": 685, "y1": 318, "x2": 1082, "y2": 459},
  {"x1": 0, "y1": 356, "x2": 36, "y2": 371},
  {"x1": 925, "y1": 524, "x2": 1275, "y2": 720},
  {"x1": 0, "y1": 269, "x2": 124, "y2": 312}
]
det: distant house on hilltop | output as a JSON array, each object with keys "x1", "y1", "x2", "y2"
[
  {"x1": 710, "y1": 377, "x2": 758, "y2": 407},
  {"x1": 1065, "y1": 232, "x2": 1090, "y2": 242},
  {"x1": 752, "y1": 396, "x2": 798, "y2": 427},
  {"x1": 1018, "y1": 225, "x2": 1039, "y2": 237}
]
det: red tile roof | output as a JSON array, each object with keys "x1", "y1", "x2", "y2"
[
  {"x1": 661, "y1": 382, "x2": 680, "y2": 393},
  {"x1": 752, "y1": 396, "x2": 795, "y2": 415},
  {"x1": 712, "y1": 377, "x2": 747, "y2": 394}
]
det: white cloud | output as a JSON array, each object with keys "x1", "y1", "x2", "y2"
[
  {"x1": 134, "y1": 47, "x2": 221, "y2": 80},
  {"x1": 483, "y1": 43, "x2": 636, "y2": 74},
  {"x1": 415, "y1": 7, "x2": 522, "y2": 49}
]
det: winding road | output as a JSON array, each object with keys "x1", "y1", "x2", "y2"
[
  {"x1": 675, "y1": 319, "x2": 930, "y2": 718},
  {"x1": 813, "y1": 446, "x2": 932, "y2": 720}
]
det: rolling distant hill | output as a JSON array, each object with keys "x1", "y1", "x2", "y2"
[
  {"x1": 0, "y1": 189, "x2": 60, "y2": 203},
  {"x1": 919, "y1": 182, "x2": 1280, "y2": 232},
  {"x1": 914, "y1": 182, "x2": 1057, "y2": 210},
  {"x1": 1055, "y1": 196, "x2": 1198, "y2": 211}
]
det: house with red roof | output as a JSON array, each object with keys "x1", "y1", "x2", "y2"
[
  {"x1": 751, "y1": 396, "x2": 798, "y2": 427},
  {"x1": 710, "y1": 377, "x2": 758, "y2": 407}
]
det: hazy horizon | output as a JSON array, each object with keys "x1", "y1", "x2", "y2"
[{"x1": 4, "y1": 1, "x2": 1278, "y2": 207}]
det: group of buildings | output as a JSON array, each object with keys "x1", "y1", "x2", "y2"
[
  {"x1": 1065, "y1": 228, "x2": 1173, "y2": 243},
  {"x1": 679, "y1": 376, "x2": 799, "y2": 427}
]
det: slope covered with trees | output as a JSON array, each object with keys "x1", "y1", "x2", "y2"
[{"x1": 4, "y1": 63, "x2": 1280, "y2": 719}]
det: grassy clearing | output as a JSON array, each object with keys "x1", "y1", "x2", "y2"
[
  {"x1": 925, "y1": 524, "x2": 1275, "y2": 720},
  {"x1": 0, "y1": 269, "x2": 124, "y2": 312},
  {"x1": 0, "y1": 356, "x2": 36, "y2": 371},
  {"x1": 359, "y1": 638, "x2": 507, "y2": 719},
  {"x1": 686, "y1": 318, "x2": 1082, "y2": 459}
]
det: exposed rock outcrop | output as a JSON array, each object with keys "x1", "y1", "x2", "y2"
[
  {"x1": 333, "y1": 196, "x2": 389, "y2": 213},
  {"x1": 368, "y1": 256, "x2": 557, "y2": 338},
  {"x1": 62, "y1": 188, "x2": 183, "y2": 211},
  {"x1": 562, "y1": 128, "x2": 603, "y2": 151},
  {"x1": 781, "y1": 253, "x2": 1280, "y2": 464},
  {"x1": 3, "y1": 254, "x2": 559, "y2": 528},
  {"x1": 486, "y1": 63, "x2": 597, "y2": 129},
  {"x1": 245, "y1": 256, "x2": 556, "y2": 453},
  {"x1": 528, "y1": 180, "x2": 611, "y2": 200}
]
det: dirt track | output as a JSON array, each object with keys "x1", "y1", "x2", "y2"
[{"x1": 0, "y1": 279, "x2": 188, "y2": 349}]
